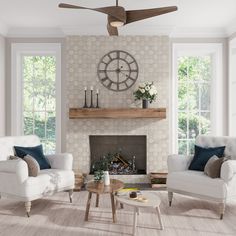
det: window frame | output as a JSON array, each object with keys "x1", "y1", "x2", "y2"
[
  {"x1": 171, "y1": 43, "x2": 223, "y2": 154},
  {"x1": 11, "y1": 43, "x2": 61, "y2": 153},
  {"x1": 229, "y1": 38, "x2": 236, "y2": 136}
]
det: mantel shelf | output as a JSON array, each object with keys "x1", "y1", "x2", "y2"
[{"x1": 69, "y1": 108, "x2": 166, "y2": 119}]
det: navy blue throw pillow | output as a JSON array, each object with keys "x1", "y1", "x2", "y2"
[
  {"x1": 14, "y1": 145, "x2": 51, "y2": 170},
  {"x1": 189, "y1": 145, "x2": 225, "y2": 171}
]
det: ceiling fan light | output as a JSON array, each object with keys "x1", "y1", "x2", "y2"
[{"x1": 110, "y1": 21, "x2": 124, "y2": 27}]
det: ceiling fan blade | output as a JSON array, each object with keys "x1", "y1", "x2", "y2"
[
  {"x1": 125, "y1": 6, "x2": 177, "y2": 24},
  {"x1": 59, "y1": 3, "x2": 126, "y2": 22},
  {"x1": 107, "y1": 23, "x2": 118, "y2": 36}
]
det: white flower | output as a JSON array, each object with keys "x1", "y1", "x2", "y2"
[
  {"x1": 145, "y1": 86, "x2": 150, "y2": 91},
  {"x1": 151, "y1": 84, "x2": 156, "y2": 89},
  {"x1": 139, "y1": 83, "x2": 145, "y2": 88},
  {"x1": 149, "y1": 88, "x2": 157, "y2": 96},
  {"x1": 139, "y1": 88, "x2": 145, "y2": 93}
]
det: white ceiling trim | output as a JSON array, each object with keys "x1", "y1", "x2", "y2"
[
  {"x1": 226, "y1": 18, "x2": 236, "y2": 37},
  {"x1": 7, "y1": 27, "x2": 65, "y2": 38},
  {"x1": 0, "y1": 20, "x2": 8, "y2": 36},
  {"x1": 6, "y1": 26, "x2": 229, "y2": 38},
  {"x1": 171, "y1": 27, "x2": 228, "y2": 38}
]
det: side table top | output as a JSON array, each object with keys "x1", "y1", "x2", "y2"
[
  {"x1": 86, "y1": 179, "x2": 124, "y2": 194},
  {"x1": 116, "y1": 192, "x2": 161, "y2": 208}
]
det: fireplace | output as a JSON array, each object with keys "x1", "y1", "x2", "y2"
[{"x1": 89, "y1": 135, "x2": 147, "y2": 175}]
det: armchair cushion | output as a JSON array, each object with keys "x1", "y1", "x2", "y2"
[
  {"x1": 16, "y1": 169, "x2": 75, "y2": 200},
  {"x1": 189, "y1": 145, "x2": 225, "y2": 171},
  {"x1": 46, "y1": 153, "x2": 73, "y2": 170},
  {"x1": 167, "y1": 154, "x2": 193, "y2": 173},
  {"x1": 14, "y1": 144, "x2": 51, "y2": 170},
  {"x1": 167, "y1": 170, "x2": 227, "y2": 199}
]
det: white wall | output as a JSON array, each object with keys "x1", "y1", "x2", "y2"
[{"x1": 0, "y1": 35, "x2": 5, "y2": 136}]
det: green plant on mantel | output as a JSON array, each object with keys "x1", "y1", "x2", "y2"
[{"x1": 92, "y1": 153, "x2": 114, "y2": 182}]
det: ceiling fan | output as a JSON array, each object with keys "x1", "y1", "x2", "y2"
[{"x1": 58, "y1": 0, "x2": 178, "y2": 36}]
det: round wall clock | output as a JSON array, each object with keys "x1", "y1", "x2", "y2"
[{"x1": 97, "y1": 50, "x2": 139, "y2": 92}]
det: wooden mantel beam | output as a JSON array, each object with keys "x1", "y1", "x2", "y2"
[{"x1": 69, "y1": 108, "x2": 166, "y2": 119}]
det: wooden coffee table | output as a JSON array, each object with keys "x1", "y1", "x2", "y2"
[
  {"x1": 84, "y1": 179, "x2": 124, "y2": 223},
  {"x1": 116, "y1": 192, "x2": 164, "y2": 235}
]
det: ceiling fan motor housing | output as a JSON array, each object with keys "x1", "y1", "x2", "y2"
[
  {"x1": 108, "y1": 6, "x2": 126, "y2": 27},
  {"x1": 108, "y1": 15, "x2": 126, "y2": 27}
]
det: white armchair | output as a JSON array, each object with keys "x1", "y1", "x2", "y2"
[
  {"x1": 167, "y1": 135, "x2": 236, "y2": 219},
  {"x1": 0, "y1": 135, "x2": 75, "y2": 217}
]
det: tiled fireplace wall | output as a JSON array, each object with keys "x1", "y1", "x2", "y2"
[{"x1": 66, "y1": 36, "x2": 170, "y2": 179}]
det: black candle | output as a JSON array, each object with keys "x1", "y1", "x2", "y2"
[
  {"x1": 90, "y1": 86, "x2": 94, "y2": 108},
  {"x1": 83, "y1": 87, "x2": 88, "y2": 108},
  {"x1": 96, "y1": 89, "x2": 99, "y2": 108}
]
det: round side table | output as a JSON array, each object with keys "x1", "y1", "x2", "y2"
[
  {"x1": 115, "y1": 192, "x2": 164, "y2": 235},
  {"x1": 85, "y1": 179, "x2": 124, "y2": 223}
]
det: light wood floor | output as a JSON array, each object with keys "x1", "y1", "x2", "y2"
[{"x1": 0, "y1": 191, "x2": 236, "y2": 236}]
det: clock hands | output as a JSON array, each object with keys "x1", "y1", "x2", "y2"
[{"x1": 117, "y1": 65, "x2": 129, "y2": 78}]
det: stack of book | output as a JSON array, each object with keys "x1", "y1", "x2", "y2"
[{"x1": 150, "y1": 172, "x2": 167, "y2": 189}]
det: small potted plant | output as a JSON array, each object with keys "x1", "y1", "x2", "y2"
[
  {"x1": 133, "y1": 82, "x2": 157, "y2": 108},
  {"x1": 92, "y1": 153, "x2": 113, "y2": 184}
]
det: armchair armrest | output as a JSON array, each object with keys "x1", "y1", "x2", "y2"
[
  {"x1": 167, "y1": 154, "x2": 193, "y2": 173},
  {"x1": 221, "y1": 160, "x2": 236, "y2": 182},
  {"x1": 0, "y1": 159, "x2": 28, "y2": 182},
  {"x1": 46, "y1": 153, "x2": 73, "y2": 170}
]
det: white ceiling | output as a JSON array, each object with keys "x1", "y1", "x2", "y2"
[{"x1": 0, "y1": 0, "x2": 236, "y2": 37}]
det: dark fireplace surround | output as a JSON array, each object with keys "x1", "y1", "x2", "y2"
[{"x1": 89, "y1": 135, "x2": 147, "y2": 175}]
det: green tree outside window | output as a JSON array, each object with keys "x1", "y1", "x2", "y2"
[
  {"x1": 23, "y1": 56, "x2": 56, "y2": 154},
  {"x1": 178, "y1": 56, "x2": 211, "y2": 155}
]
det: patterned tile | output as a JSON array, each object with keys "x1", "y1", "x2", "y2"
[{"x1": 66, "y1": 36, "x2": 170, "y2": 182}]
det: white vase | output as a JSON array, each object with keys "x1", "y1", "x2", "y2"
[{"x1": 104, "y1": 171, "x2": 110, "y2": 186}]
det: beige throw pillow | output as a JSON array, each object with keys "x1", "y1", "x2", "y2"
[
  {"x1": 204, "y1": 155, "x2": 230, "y2": 178},
  {"x1": 23, "y1": 155, "x2": 40, "y2": 177}
]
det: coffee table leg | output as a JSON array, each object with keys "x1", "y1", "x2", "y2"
[
  {"x1": 110, "y1": 193, "x2": 117, "y2": 223},
  {"x1": 156, "y1": 206, "x2": 164, "y2": 230},
  {"x1": 133, "y1": 207, "x2": 138, "y2": 236},
  {"x1": 84, "y1": 192, "x2": 92, "y2": 221},
  {"x1": 96, "y1": 194, "x2": 99, "y2": 207}
]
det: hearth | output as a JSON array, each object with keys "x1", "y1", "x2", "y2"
[{"x1": 89, "y1": 135, "x2": 147, "y2": 175}]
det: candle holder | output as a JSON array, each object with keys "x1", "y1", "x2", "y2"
[
  {"x1": 83, "y1": 90, "x2": 88, "y2": 108},
  {"x1": 96, "y1": 93, "x2": 99, "y2": 108},
  {"x1": 90, "y1": 90, "x2": 94, "y2": 108}
]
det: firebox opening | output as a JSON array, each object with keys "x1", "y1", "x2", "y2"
[{"x1": 89, "y1": 135, "x2": 147, "y2": 175}]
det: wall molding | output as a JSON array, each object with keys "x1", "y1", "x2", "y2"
[{"x1": 0, "y1": 21, "x2": 8, "y2": 36}]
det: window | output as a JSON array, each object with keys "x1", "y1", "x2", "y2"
[
  {"x1": 23, "y1": 56, "x2": 56, "y2": 154},
  {"x1": 172, "y1": 44, "x2": 223, "y2": 155},
  {"x1": 11, "y1": 43, "x2": 61, "y2": 154},
  {"x1": 177, "y1": 56, "x2": 211, "y2": 155}
]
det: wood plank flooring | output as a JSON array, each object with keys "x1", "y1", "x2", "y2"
[{"x1": 0, "y1": 191, "x2": 235, "y2": 236}]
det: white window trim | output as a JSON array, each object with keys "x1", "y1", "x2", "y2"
[
  {"x1": 171, "y1": 43, "x2": 223, "y2": 153},
  {"x1": 229, "y1": 38, "x2": 236, "y2": 136},
  {"x1": 11, "y1": 43, "x2": 61, "y2": 153}
]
